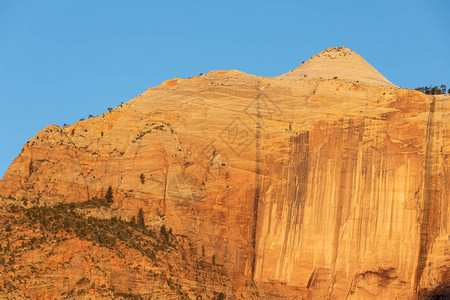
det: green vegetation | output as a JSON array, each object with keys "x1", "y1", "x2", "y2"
[
  {"x1": 137, "y1": 208, "x2": 145, "y2": 228},
  {"x1": 28, "y1": 161, "x2": 34, "y2": 176},
  {"x1": 105, "y1": 186, "x2": 114, "y2": 204},
  {"x1": 76, "y1": 277, "x2": 90, "y2": 286},
  {"x1": 5, "y1": 202, "x2": 177, "y2": 259},
  {"x1": 115, "y1": 292, "x2": 143, "y2": 299},
  {"x1": 80, "y1": 196, "x2": 112, "y2": 208},
  {"x1": 140, "y1": 173, "x2": 145, "y2": 184},
  {"x1": 415, "y1": 85, "x2": 448, "y2": 95},
  {"x1": 160, "y1": 224, "x2": 169, "y2": 241},
  {"x1": 0, "y1": 199, "x2": 229, "y2": 299}
]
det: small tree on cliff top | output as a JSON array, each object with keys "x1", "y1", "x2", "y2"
[
  {"x1": 105, "y1": 186, "x2": 114, "y2": 204},
  {"x1": 137, "y1": 208, "x2": 145, "y2": 227}
]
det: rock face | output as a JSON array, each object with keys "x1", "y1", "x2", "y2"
[
  {"x1": 282, "y1": 46, "x2": 395, "y2": 88},
  {"x1": 1, "y1": 47, "x2": 449, "y2": 299},
  {"x1": 0, "y1": 200, "x2": 235, "y2": 299}
]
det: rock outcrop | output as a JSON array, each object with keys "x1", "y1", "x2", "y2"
[
  {"x1": 281, "y1": 46, "x2": 395, "y2": 88},
  {"x1": 0, "y1": 47, "x2": 449, "y2": 299}
]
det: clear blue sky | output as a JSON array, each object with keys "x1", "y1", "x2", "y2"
[{"x1": 0, "y1": 0, "x2": 449, "y2": 179}]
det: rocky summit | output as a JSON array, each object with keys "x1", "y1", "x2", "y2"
[{"x1": 0, "y1": 47, "x2": 449, "y2": 299}]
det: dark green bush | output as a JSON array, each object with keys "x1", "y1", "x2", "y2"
[
  {"x1": 105, "y1": 186, "x2": 114, "y2": 204},
  {"x1": 137, "y1": 208, "x2": 145, "y2": 227}
]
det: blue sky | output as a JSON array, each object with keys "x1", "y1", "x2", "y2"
[{"x1": 0, "y1": 0, "x2": 449, "y2": 178}]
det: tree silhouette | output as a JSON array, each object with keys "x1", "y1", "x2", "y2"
[
  {"x1": 137, "y1": 208, "x2": 145, "y2": 227},
  {"x1": 415, "y1": 85, "x2": 449, "y2": 95},
  {"x1": 105, "y1": 186, "x2": 114, "y2": 204}
]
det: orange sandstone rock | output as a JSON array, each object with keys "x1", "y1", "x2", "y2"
[{"x1": 1, "y1": 47, "x2": 449, "y2": 299}]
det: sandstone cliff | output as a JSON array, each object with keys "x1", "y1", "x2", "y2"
[{"x1": 0, "y1": 47, "x2": 449, "y2": 299}]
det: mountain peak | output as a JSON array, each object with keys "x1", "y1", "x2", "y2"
[
  {"x1": 281, "y1": 46, "x2": 395, "y2": 87},
  {"x1": 310, "y1": 46, "x2": 360, "y2": 60}
]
